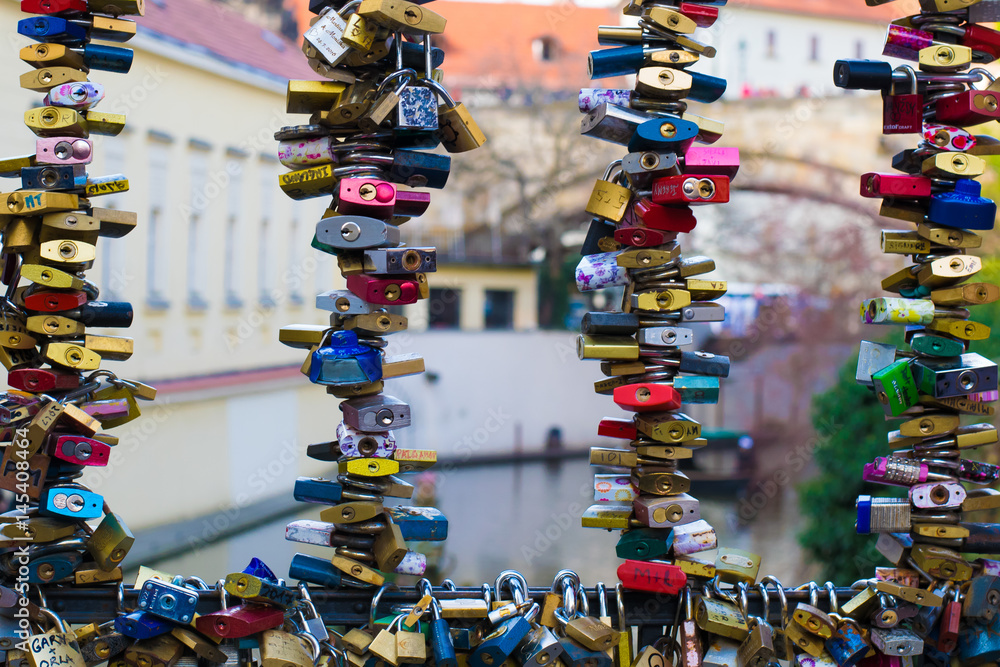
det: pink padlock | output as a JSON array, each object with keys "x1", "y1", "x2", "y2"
[
  {"x1": 36, "y1": 137, "x2": 92, "y2": 165},
  {"x1": 394, "y1": 190, "x2": 431, "y2": 217},
  {"x1": 682, "y1": 146, "x2": 740, "y2": 178},
  {"x1": 338, "y1": 178, "x2": 396, "y2": 218}
]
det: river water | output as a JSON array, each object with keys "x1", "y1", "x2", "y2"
[{"x1": 153, "y1": 458, "x2": 819, "y2": 588}]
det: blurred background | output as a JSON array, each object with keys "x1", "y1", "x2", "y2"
[{"x1": 6, "y1": 0, "x2": 999, "y2": 588}]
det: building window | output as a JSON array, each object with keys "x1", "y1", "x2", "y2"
[
  {"x1": 186, "y1": 148, "x2": 209, "y2": 309},
  {"x1": 810, "y1": 35, "x2": 820, "y2": 61},
  {"x1": 766, "y1": 30, "x2": 776, "y2": 59},
  {"x1": 258, "y1": 161, "x2": 276, "y2": 307},
  {"x1": 224, "y1": 156, "x2": 244, "y2": 308},
  {"x1": 428, "y1": 288, "x2": 461, "y2": 329},
  {"x1": 146, "y1": 141, "x2": 170, "y2": 308},
  {"x1": 532, "y1": 36, "x2": 558, "y2": 62},
  {"x1": 288, "y1": 214, "x2": 303, "y2": 305},
  {"x1": 484, "y1": 290, "x2": 515, "y2": 329},
  {"x1": 855, "y1": 40, "x2": 864, "y2": 59}
]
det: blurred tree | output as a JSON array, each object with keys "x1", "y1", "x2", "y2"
[{"x1": 798, "y1": 357, "x2": 902, "y2": 583}]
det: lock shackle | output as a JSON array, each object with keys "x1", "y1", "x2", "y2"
[
  {"x1": 115, "y1": 581, "x2": 125, "y2": 615},
  {"x1": 550, "y1": 569, "x2": 580, "y2": 594},
  {"x1": 294, "y1": 630, "x2": 321, "y2": 662},
  {"x1": 524, "y1": 602, "x2": 540, "y2": 624},
  {"x1": 338, "y1": 0, "x2": 361, "y2": 15},
  {"x1": 370, "y1": 583, "x2": 399, "y2": 629},
  {"x1": 709, "y1": 576, "x2": 739, "y2": 608},
  {"x1": 756, "y1": 582, "x2": 771, "y2": 626},
  {"x1": 38, "y1": 607, "x2": 69, "y2": 633},
  {"x1": 421, "y1": 77, "x2": 457, "y2": 108},
  {"x1": 416, "y1": 578, "x2": 433, "y2": 599},
  {"x1": 804, "y1": 581, "x2": 821, "y2": 608},
  {"x1": 560, "y1": 578, "x2": 578, "y2": 618},
  {"x1": 494, "y1": 570, "x2": 528, "y2": 605},
  {"x1": 760, "y1": 575, "x2": 789, "y2": 629},
  {"x1": 395, "y1": 31, "x2": 404, "y2": 71},
  {"x1": 595, "y1": 582, "x2": 608, "y2": 618},
  {"x1": 374, "y1": 69, "x2": 419, "y2": 98},
  {"x1": 299, "y1": 582, "x2": 322, "y2": 620},
  {"x1": 615, "y1": 582, "x2": 628, "y2": 631},
  {"x1": 441, "y1": 579, "x2": 457, "y2": 591},
  {"x1": 185, "y1": 575, "x2": 211, "y2": 590},
  {"x1": 891, "y1": 65, "x2": 918, "y2": 96},
  {"x1": 735, "y1": 581, "x2": 750, "y2": 619},
  {"x1": 321, "y1": 642, "x2": 348, "y2": 667},
  {"x1": 969, "y1": 67, "x2": 996, "y2": 89},
  {"x1": 602, "y1": 159, "x2": 623, "y2": 182},
  {"x1": 480, "y1": 583, "x2": 493, "y2": 609},
  {"x1": 576, "y1": 583, "x2": 590, "y2": 617},
  {"x1": 824, "y1": 581, "x2": 839, "y2": 615},
  {"x1": 423, "y1": 33, "x2": 433, "y2": 79},
  {"x1": 216, "y1": 579, "x2": 229, "y2": 609}
]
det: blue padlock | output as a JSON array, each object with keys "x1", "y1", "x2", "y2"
[
  {"x1": 469, "y1": 615, "x2": 532, "y2": 667},
  {"x1": 386, "y1": 506, "x2": 448, "y2": 541},
  {"x1": 114, "y1": 611, "x2": 173, "y2": 639},
  {"x1": 959, "y1": 611, "x2": 1000, "y2": 665},
  {"x1": 389, "y1": 130, "x2": 440, "y2": 151},
  {"x1": 137, "y1": 579, "x2": 200, "y2": 624},
  {"x1": 388, "y1": 149, "x2": 451, "y2": 190},
  {"x1": 39, "y1": 485, "x2": 103, "y2": 520},
  {"x1": 399, "y1": 39, "x2": 445, "y2": 70},
  {"x1": 429, "y1": 598, "x2": 457, "y2": 667},
  {"x1": 559, "y1": 637, "x2": 611, "y2": 667},
  {"x1": 21, "y1": 165, "x2": 77, "y2": 191},
  {"x1": 824, "y1": 618, "x2": 869, "y2": 667},
  {"x1": 241, "y1": 557, "x2": 277, "y2": 581},
  {"x1": 588, "y1": 46, "x2": 647, "y2": 79},
  {"x1": 308, "y1": 330, "x2": 382, "y2": 386},
  {"x1": 688, "y1": 70, "x2": 728, "y2": 103},
  {"x1": 17, "y1": 16, "x2": 87, "y2": 44},
  {"x1": 293, "y1": 476, "x2": 343, "y2": 504},
  {"x1": 27, "y1": 552, "x2": 80, "y2": 584},
  {"x1": 627, "y1": 116, "x2": 699, "y2": 153},
  {"x1": 83, "y1": 44, "x2": 134, "y2": 74},
  {"x1": 290, "y1": 553, "x2": 344, "y2": 588},
  {"x1": 927, "y1": 178, "x2": 997, "y2": 231}
]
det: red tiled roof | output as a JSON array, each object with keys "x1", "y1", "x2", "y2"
[{"x1": 140, "y1": 0, "x2": 315, "y2": 82}]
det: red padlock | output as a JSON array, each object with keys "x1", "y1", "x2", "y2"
[
  {"x1": 8, "y1": 368, "x2": 81, "y2": 393},
  {"x1": 598, "y1": 417, "x2": 637, "y2": 440},
  {"x1": 961, "y1": 23, "x2": 1000, "y2": 62},
  {"x1": 617, "y1": 559, "x2": 687, "y2": 594},
  {"x1": 20, "y1": 0, "x2": 87, "y2": 13},
  {"x1": 859, "y1": 173, "x2": 933, "y2": 199},
  {"x1": 882, "y1": 67, "x2": 922, "y2": 135},
  {"x1": 678, "y1": 1, "x2": 717, "y2": 28},
  {"x1": 196, "y1": 605, "x2": 285, "y2": 638},
  {"x1": 47, "y1": 434, "x2": 111, "y2": 467},
  {"x1": 614, "y1": 226, "x2": 673, "y2": 248},
  {"x1": 937, "y1": 596, "x2": 962, "y2": 653},
  {"x1": 652, "y1": 175, "x2": 730, "y2": 206},
  {"x1": 613, "y1": 383, "x2": 682, "y2": 413},
  {"x1": 936, "y1": 90, "x2": 1000, "y2": 126},
  {"x1": 346, "y1": 274, "x2": 419, "y2": 305},
  {"x1": 633, "y1": 200, "x2": 696, "y2": 233},
  {"x1": 23, "y1": 290, "x2": 88, "y2": 312}
]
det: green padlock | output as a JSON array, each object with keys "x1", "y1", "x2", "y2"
[{"x1": 872, "y1": 359, "x2": 919, "y2": 416}]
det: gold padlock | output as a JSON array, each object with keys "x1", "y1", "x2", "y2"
[
  {"x1": 586, "y1": 165, "x2": 631, "y2": 223},
  {"x1": 437, "y1": 98, "x2": 486, "y2": 153},
  {"x1": 24, "y1": 107, "x2": 88, "y2": 138}
]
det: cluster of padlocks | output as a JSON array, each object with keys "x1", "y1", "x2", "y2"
[
  {"x1": 0, "y1": 0, "x2": 148, "y2": 591},
  {"x1": 833, "y1": 0, "x2": 1000, "y2": 665},
  {"x1": 276, "y1": 0, "x2": 483, "y2": 594},
  {"x1": 574, "y1": 0, "x2": 744, "y2": 631}
]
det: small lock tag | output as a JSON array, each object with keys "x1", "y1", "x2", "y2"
[
  {"x1": 883, "y1": 66, "x2": 922, "y2": 135},
  {"x1": 397, "y1": 85, "x2": 438, "y2": 130}
]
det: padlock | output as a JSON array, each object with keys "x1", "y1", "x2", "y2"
[
  {"x1": 616, "y1": 560, "x2": 685, "y2": 594},
  {"x1": 434, "y1": 82, "x2": 486, "y2": 152},
  {"x1": 927, "y1": 179, "x2": 997, "y2": 231},
  {"x1": 586, "y1": 163, "x2": 631, "y2": 223}
]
